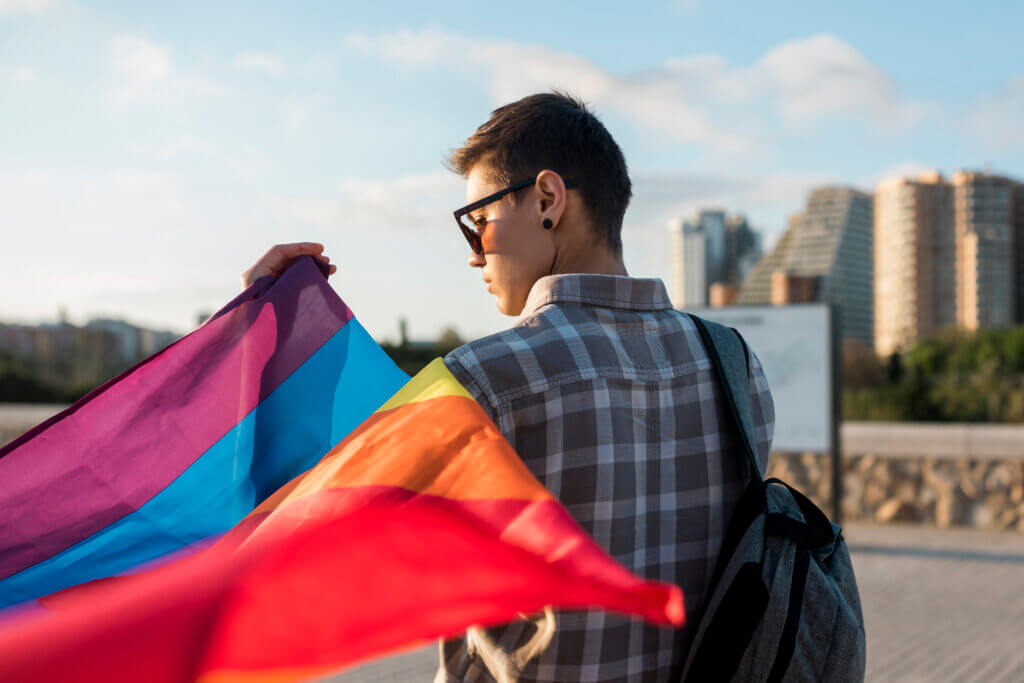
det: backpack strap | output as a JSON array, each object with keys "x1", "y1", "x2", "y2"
[{"x1": 688, "y1": 315, "x2": 763, "y2": 482}]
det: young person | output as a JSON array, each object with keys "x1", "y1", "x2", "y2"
[{"x1": 243, "y1": 92, "x2": 775, "y2": 682}]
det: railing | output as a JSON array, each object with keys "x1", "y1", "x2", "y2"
[{"x1": 842, "y1": 422, "x2": 1024, "y2": 460}]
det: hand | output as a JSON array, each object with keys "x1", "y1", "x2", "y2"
[{"x1": 241, "y1": 242, "x2": 337, "y2": 290}]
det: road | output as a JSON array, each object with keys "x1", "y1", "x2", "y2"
[{"x1": 321, "y1": 523, "x2": 1024, "y2": 682}]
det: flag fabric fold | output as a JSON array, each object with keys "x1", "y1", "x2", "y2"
[
  {"x1": 0, "y1": 257, "x2": 409, "y2": 608},
  {"x1": 0, "y1": 257, "x2": 683, "y2": 682}
]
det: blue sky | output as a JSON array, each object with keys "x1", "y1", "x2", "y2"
[{"x1": 1, "y1": 0, "x2": 1022, "y2": 341}]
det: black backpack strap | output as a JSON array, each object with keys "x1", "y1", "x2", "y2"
[{"x1": 688, "y1": 314, "x2": 763, "y2": 482}]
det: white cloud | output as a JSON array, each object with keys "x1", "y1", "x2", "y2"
[
  {"x1": 970, "y1": 74, "x2": 1024, "y2": 149},
  {"x1": 110, "y1": 35, "x2": 228, "y2": 105},
  {"x1": 282, "y1": 92, "x2": 327, "y2": 133},
  {"x1": 1, "y1": 64, "x2": 39, "y2": 84},
  {"x1": 132, "y1": 134, "x2": 205, "y2": 161},
  {"x1": 345, "y1": 30, "x2": 925, "y2": 152},
  {"x1": 233, "y1": 52, "x2": 287, "y2": 76},
  {"x1": 344, "y1": 28, "x2": 746, "y2": 152},
  {"x1": 267, "y1": 170, "x2": 462, "y2": 232},
  {"x1": 337, "y1": 171, "x2": 463, "y2": 206},
  {"x1": 0, "y1": 0, "x2": 57, "y2": 14},
  {"x1": 752, "y1": 34, "x2": 921, "y2": 127}
]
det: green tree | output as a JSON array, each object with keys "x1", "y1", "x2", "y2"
[{"x1": 435, "y1": 326, "x2": 464, "y2": 354}]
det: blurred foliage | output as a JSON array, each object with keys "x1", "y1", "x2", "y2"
[
  {"x1": 379, "y1": 343, "x2": 438, "y2": 377},
  {"x1": 436, "y1": 326, "x2": 464, "y2": 351},
  {"x1": 842, "y1": 326, "x2": 1024, "y2": 423},
  {"x1": 0, "y1": 351, "x2": 89, "y2": 403},
  {"x1": 1, "y1": 325, "x2": 469, "y2": 404},
  {"x1": 376, "y1": 327, "x2": 466, "y2": 377},
  {"x1": 7, "y1": 318, "x2": 1023, "y2": 424}
]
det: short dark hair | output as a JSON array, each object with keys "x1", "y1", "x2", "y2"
[{"x1": 446, "y1": 91, "x2": 631, "y2": 254}]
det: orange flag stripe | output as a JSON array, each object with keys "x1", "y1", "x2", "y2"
[{"x1": 248, "y1": 360, "x2": 549, "y2": 521}]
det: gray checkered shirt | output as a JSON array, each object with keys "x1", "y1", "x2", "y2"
[{"x1": 440, "y1": 273, "x2": 775, "y2": 682}]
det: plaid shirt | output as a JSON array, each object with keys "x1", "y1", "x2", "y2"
[{"x1": 440, "y1": 273, "x2": 775, "y2": 682}]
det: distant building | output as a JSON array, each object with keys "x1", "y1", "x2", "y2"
[
  {"x1": 708, "y1": 283, "x2": 738, "y2": 308},
  {"x1": 952, "y1": 170, "x2": 1017, "y2": 331},
  {"x1": 668, "y1": 210, "x2": 762, "y2": 309},
  {"x1": 87, "y1": 318, "x2": 179, "y2": 363},
  {"x1": 873, "y1": 172, "x2": 956, "y2": 355},
  {"x1": 668, "y1": 219, "x2": 707, "y2": 308},
  {"x1": 737, "y1": 187, "x2": 874, "y2": 345},
  {"x1": 0, "y1": 316, "x2": 180, "y2": 391},
  {"x1": 726, "y1": 214, "x2": 763, "y2": 286}
]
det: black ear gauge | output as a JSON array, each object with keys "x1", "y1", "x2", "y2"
[{"x1": 542, "y1": 218, "x2": 554, "y2": 229}]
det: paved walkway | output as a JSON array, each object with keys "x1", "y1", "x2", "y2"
[
  {"x1": 322, "y1": 523, "x2": 1024, "y2": 682},
  {"x1": 850, "y1": 524, "x2": 1024, "y2": 682}
]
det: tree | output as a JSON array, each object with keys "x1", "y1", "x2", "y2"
[{"x1": 435, "y1": 326, "x2": 464, "y2": 354}]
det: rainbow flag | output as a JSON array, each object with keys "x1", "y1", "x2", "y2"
[
  {"x1": 0, "y1": 257, "x2": 408, "y2": 609},
  {"x1": 0, "y1": 257, "x2": 683, "y2": 681}
]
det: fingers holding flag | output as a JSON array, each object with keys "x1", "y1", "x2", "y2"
[{"x1": 241, "y1": 242, "x2": 336, "y2": 290}]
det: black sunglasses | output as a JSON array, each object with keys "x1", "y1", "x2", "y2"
[{"x1": 453, "y1": 175, "x2": 579, "y2": 254}]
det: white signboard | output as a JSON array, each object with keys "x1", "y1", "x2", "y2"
[{"x1": 685, "y1": 304, "x2": 833, "y2": 453}]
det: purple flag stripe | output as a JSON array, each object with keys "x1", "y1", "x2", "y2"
[{"x1": 0, "y1": 258, "x2": 352, "y2": 581}]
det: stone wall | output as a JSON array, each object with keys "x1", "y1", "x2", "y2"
[{"x1": 768, "y1": 452, "x2": 1024, "y2": 532}]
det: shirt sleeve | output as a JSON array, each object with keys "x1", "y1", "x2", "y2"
[
  {"x1": 443, "y1": 351, "x2": 500, "y2": 426},
  {"x1": 746, "y1": 347, "x2": 776, "y2": 473}
]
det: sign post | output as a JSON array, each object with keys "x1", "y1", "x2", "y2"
[
  {"x1": 685, "y1": 304, "x2": 841, "y2": 522},
  {"x1": 829, "y1": 304, "x2": 843, "y2": 525}
]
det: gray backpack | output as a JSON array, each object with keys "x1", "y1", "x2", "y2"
[{"x1": 680, "y1": 315, "x2": 866, "y2": 682}]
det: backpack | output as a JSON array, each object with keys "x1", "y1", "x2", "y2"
[{"x1": 679, "y1": 315, "x2": 866, "y2": 682}]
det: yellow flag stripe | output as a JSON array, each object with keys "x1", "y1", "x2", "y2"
[{"x1": 373, "y1": 357, "x2": 473, "y2": 413}]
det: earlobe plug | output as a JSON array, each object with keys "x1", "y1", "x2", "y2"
[{"x1": 542, "y1": 218, "x2": 554, "y2": 229}]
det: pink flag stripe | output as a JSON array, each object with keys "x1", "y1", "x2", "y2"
[{"x1": 0, "y1": 258, "x2": 353, "y2": 581}]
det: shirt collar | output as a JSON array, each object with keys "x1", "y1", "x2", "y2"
[{"x1": 520, "y1": 273, "x2": 673, "y2": 318}]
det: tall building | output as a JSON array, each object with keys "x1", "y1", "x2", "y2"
[
  {"x1": 874, "y1": 169, "x2": 1024, "y2": 352},
  {"x1": 873, "y1": 172, "x2": 956, "y2": 355},
  {"x1": 668, "y1": 219, "x2": 707, "y2": 308},
  {"x1": 953, "y1": 171, "x2": 1017, "y2": 331},
  {"x1": 737, "y1": 187, "x2": 874, "y2": 345},
  {"x1": 668, "y1": 210, "x2": 761, "y2": 309},
  {"x1": 726, "y1": 214, "x2": 763, "y2": 285}
]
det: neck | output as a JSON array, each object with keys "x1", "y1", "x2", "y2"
[{"x1": 551, "y1": 243, "x2": 628, "y2": 278}]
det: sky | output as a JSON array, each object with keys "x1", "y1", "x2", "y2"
[{"x1": 1, "y1": 0, "x2": 1022, "y2": 342}]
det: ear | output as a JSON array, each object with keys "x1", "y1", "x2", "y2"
[{"x1": 534, "y1": 169, "x2": 568, "y2": 227}]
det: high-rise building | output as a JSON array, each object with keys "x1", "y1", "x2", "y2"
[
  {"x1": 873, "y1": 172, "x2": 956, "y2": 355},
  {"x1": 873, "y1": 169, "x2": 1024, "y2": 352},
  {"x1": 668, "y1": 210, "x2": 761, "y2": 309},
  {"x1": 668, "y1": 218, "x2": 707, "y2": 308},
  {"x1": 737, "y1": 187, "x2": 874, "y2": 345},
  {"x1": 953, "y1": 171, "x2": 1017, "y2": 331},
  {"x1": 726, "y1": 214, "x2": 763, "y2": 286}
]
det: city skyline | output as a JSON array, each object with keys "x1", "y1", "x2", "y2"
[
  {"x1": 1, "y1": 1, "x2": 1023, "y2": 341},
  {"x1": 664, "y1": 166, "x2": 1022, "y2": 353}
]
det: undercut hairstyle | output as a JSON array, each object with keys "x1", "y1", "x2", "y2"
[{"x1": 446, "y1": 91, "x2": 632, "y2": 255}]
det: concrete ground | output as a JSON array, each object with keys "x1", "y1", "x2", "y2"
[{"x1": 322, "y1": 523, "x2": 1024, "y2": 682}]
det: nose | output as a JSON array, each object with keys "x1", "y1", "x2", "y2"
[{"x1": 468, "y1": 251, "x2": 486, "y2": 268}]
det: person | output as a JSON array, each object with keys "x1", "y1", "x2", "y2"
[{"x1": 242, "y1": 91, "x2": 775, "y2": 682}]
